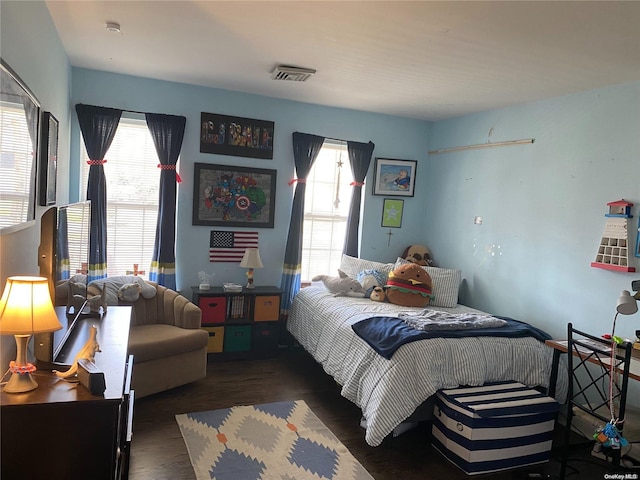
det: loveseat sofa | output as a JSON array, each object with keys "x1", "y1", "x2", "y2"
[{"x1": 56, "y1": 276, "x2": 209, "y2": 398}]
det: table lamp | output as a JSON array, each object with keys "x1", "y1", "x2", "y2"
[
  {"x1": 0, "y1": 276, "x2": 62, "y2": 393},
  {"x1": 611, "y1": 289, "x2": 638, "y2": 341},
  {"x1": 604, "y1": 290, "x2": 638, "y2": 422},
  {"x1": 239, "y1": 248, "x2": 263, "y2": 289}
]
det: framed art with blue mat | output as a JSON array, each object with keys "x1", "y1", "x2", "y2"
[{"x1": 176, "y1": 399, "x2": 373, "y2": 480}]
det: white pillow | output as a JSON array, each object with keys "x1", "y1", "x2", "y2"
[
  {"x1": 340, "y1": 254, "x2": 394, "y2": 279},
  {"x1": 394, "y1": 257, "x2": 462, "y2": 308}
]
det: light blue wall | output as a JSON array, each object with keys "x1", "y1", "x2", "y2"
[
  {"x1": 0, "y1": 0, "x2": 71, "y2": 369},
  {"x1": 427, "y1": 83, "x2": 640, "y2": 343},
  {"x1": 426, "y1": 82, "x2": 640, "y2": 405},
  {"x1": 70, "y1": 69, "x2": 431, "y2": 292}
]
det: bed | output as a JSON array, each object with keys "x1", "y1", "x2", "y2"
[{"x1": 287, "y1": 257, "x2": 566, "y2": 447}]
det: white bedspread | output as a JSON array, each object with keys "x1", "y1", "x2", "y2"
[{"x1": 287, "y1": 286, "x2": 567, "y2": 447}]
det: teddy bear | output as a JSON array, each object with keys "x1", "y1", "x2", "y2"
[{"x1": 385, "y1": 263, "x2": 434, "y2": 307}]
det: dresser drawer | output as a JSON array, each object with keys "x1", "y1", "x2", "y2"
[
  {"x1": 253, "y1": 295, "x2": 280, "y2": 322},
  {"x1": 203, "y1": 326, "x2": 224, "y2": 353},
  {"x1": 199, "y1": 297, "x2": 226, "y2": 325}
]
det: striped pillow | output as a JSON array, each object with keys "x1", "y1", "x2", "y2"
[
  {"x1": 339, "y1": 255, "x2": 394, "y2": 279},
  {"x1": 394, "y1": 257, "x2": 462, "y2": 308}
]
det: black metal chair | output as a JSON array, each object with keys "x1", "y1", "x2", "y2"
[{"x1": 560, "y1": 322, "x2": 633, "y2": 478}]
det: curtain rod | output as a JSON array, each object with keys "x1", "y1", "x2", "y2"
[
  {"x1": 324, "y1": 136, "x2": 348, "y2": 144},
  {"x1": 77, "y1": 103, "x2": 183, "y2": 119},
  {"x1": 428, "y1": 138, "x2": 534, "y2": 156}
]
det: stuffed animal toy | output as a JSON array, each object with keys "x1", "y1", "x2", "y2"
[
  {"x1": 402, "y1": 244, "x2": 434, "y2": 267},
  {"x1": 118, "y1": 283, "x2": 142, "y2": 302},
  {"x1": 312, "y1": 270, "x2": 365, "y2": 297},
  {"x1": 356, "y1": 269, "x2": 387, "y2": 297},
  {"x1": 87, "y1": 293, "x2": 107, "y2": 313},
  {"x1": 385, "y1": 263, "x2": 434, "y2": 307},
  {"x1": 65, "y1": 279, "x2": 87, "y2": 314},
  {"x1": 370, "y1": 286, "x2": 386, "y2": 302},
  {"x1": 54, "y1": 325, "x2": 101, "y2": 379}
]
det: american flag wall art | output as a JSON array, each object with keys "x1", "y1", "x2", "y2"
[{"x1": 209, "y1": 231, "x2": 259, "y2": 262}]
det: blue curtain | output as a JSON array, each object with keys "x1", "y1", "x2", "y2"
[
  {"x1": 75, "y1": 104, "x2": 122, "y2": 282},
  {"x1": 145, "y1": 113, "x2": 186, "y2": 290},
  {"x1": 343, "y1": 141, "x2": 375, "y2": 257},
  {"x1": 279, "y1": 132, "x2": 325, "y2": 318}
]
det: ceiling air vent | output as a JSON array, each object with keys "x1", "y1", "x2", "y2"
[{"x1": 271, "y1": 66, "x2": 316, "y2": 82}]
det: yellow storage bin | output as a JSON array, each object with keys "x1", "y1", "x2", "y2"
[
  {"x1": 204, "y1": 326, "x2": 224, "y2": 353},
  {"x1": 254, "y1": 295, "x2": 280, "y2": 322}
]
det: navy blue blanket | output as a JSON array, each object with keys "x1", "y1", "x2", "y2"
[{"x1": 351, "y1": 315, "x2": 551, "y2": 360}]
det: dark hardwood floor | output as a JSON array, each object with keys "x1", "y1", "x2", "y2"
[{"x1": 129, "y1": 348, "x2": 619, "y2": 480}]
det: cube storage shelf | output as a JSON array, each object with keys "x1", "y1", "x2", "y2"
[{"x1": 192, "y1": 286, "x2": 283, "y2": 360}]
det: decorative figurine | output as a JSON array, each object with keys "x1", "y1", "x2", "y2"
[{"x1": 54, "y1": 325, "x2": 101, "y2": 379}]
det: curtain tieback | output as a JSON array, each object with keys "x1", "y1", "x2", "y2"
[
  {"x1": 87, "y1": 159, "x2": 107, "y2": 165},
  {"x1": 288, "y1": 178, "x2": 307, "y2": 186},
  {"x1": 157, "y1": 164, "x2": 182, "y2": 183},
  {"x1": 350, "y1": 181, "x2": 365, "y2": 187}
]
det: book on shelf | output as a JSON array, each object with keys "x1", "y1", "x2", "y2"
[{"x1": 223, "y1": 283, "x2": 243, "y2": 292}]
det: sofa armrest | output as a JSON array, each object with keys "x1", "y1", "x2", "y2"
[
  {"x1": 160, "y1": 287, "x2": 202, "y2": 330},
  {"x1": 174, "y1": 295, "x2": 202, "y2": 330}
]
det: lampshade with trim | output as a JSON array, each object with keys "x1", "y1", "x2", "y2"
[{"x1": 0, "y1": 276, "x2": 62, "y2": 335}]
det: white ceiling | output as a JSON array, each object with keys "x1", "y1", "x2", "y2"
[{"x1": 45, "y1": 1, "x2": 640, "y2": 121}]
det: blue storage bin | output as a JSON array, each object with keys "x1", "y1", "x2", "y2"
[{"x1": 431, "y1": 381, "x2": 559, "y2": 475}]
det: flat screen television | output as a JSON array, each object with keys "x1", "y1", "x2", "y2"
[{"x1": 36, "y1": 201, "x2": 91, "y2": 365}]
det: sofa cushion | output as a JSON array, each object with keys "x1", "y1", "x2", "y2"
[{"x1": 129, "y1": 324, "x2": 209, "y2": 363}]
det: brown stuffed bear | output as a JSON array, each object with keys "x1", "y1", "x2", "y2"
[{"x1": 385, "y1": 263, "x2": 434, "y2": 307}]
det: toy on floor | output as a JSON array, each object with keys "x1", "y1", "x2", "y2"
[{"x1": 594, "y1": 421, "x2": 628, "y2": 449}]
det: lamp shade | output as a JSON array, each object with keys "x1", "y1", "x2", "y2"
[
  {"x1": 0, "y1": 276, "x2": 62, "y2": 335},
  {"x1": 239, "y1": 248, "x2": 264, "y2": 269},
  {"x1": 616, "y1": 289, "x2": 638, "y2": 316}
]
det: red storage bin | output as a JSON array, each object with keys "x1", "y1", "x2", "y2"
[{"x1": 199, "y1": 296, "x2": 226, "y2": 325}]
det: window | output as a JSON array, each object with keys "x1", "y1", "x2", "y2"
[
  {"x1": 0, "y1": 100, "x2": 37, "y2": 231},
  {"x1": 81, "y1": 116, "x2": 160, "y2": 277},
  {"x1": 301, "y1": 141, "x2": 356, "y2": 281}
]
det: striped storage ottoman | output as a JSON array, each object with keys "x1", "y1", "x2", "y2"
[{"x1": 431, "y1": 381, "x2": 559, "y2": 475}]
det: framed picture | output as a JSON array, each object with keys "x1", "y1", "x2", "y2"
[
  {"x1": 38, "y1": 111, "x2": 58, "y2": 206},
  {"x1": 381, "y1": 199, "x2": 404, "y2": 228},
  {"x1": 372, "y1": 158, "x2": 417, "y2": 197},
  {"x1": 192, "y1": 162, "x2": 277, "y2": 228},
  {"x1": 200, "y1": 112, "x2": 274, "y2": 160}
]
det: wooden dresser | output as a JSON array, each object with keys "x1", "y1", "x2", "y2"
[{"x1": 1, "y1": 306, "x2": 134, "y2": 480}]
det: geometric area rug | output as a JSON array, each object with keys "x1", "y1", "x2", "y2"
[{"x1": 175, "y1": 400, "x2": 374, "y2": 480}]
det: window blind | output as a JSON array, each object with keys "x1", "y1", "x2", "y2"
[{"x1": 0, "y1": 104, "x2": 34, "y2": 228}]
